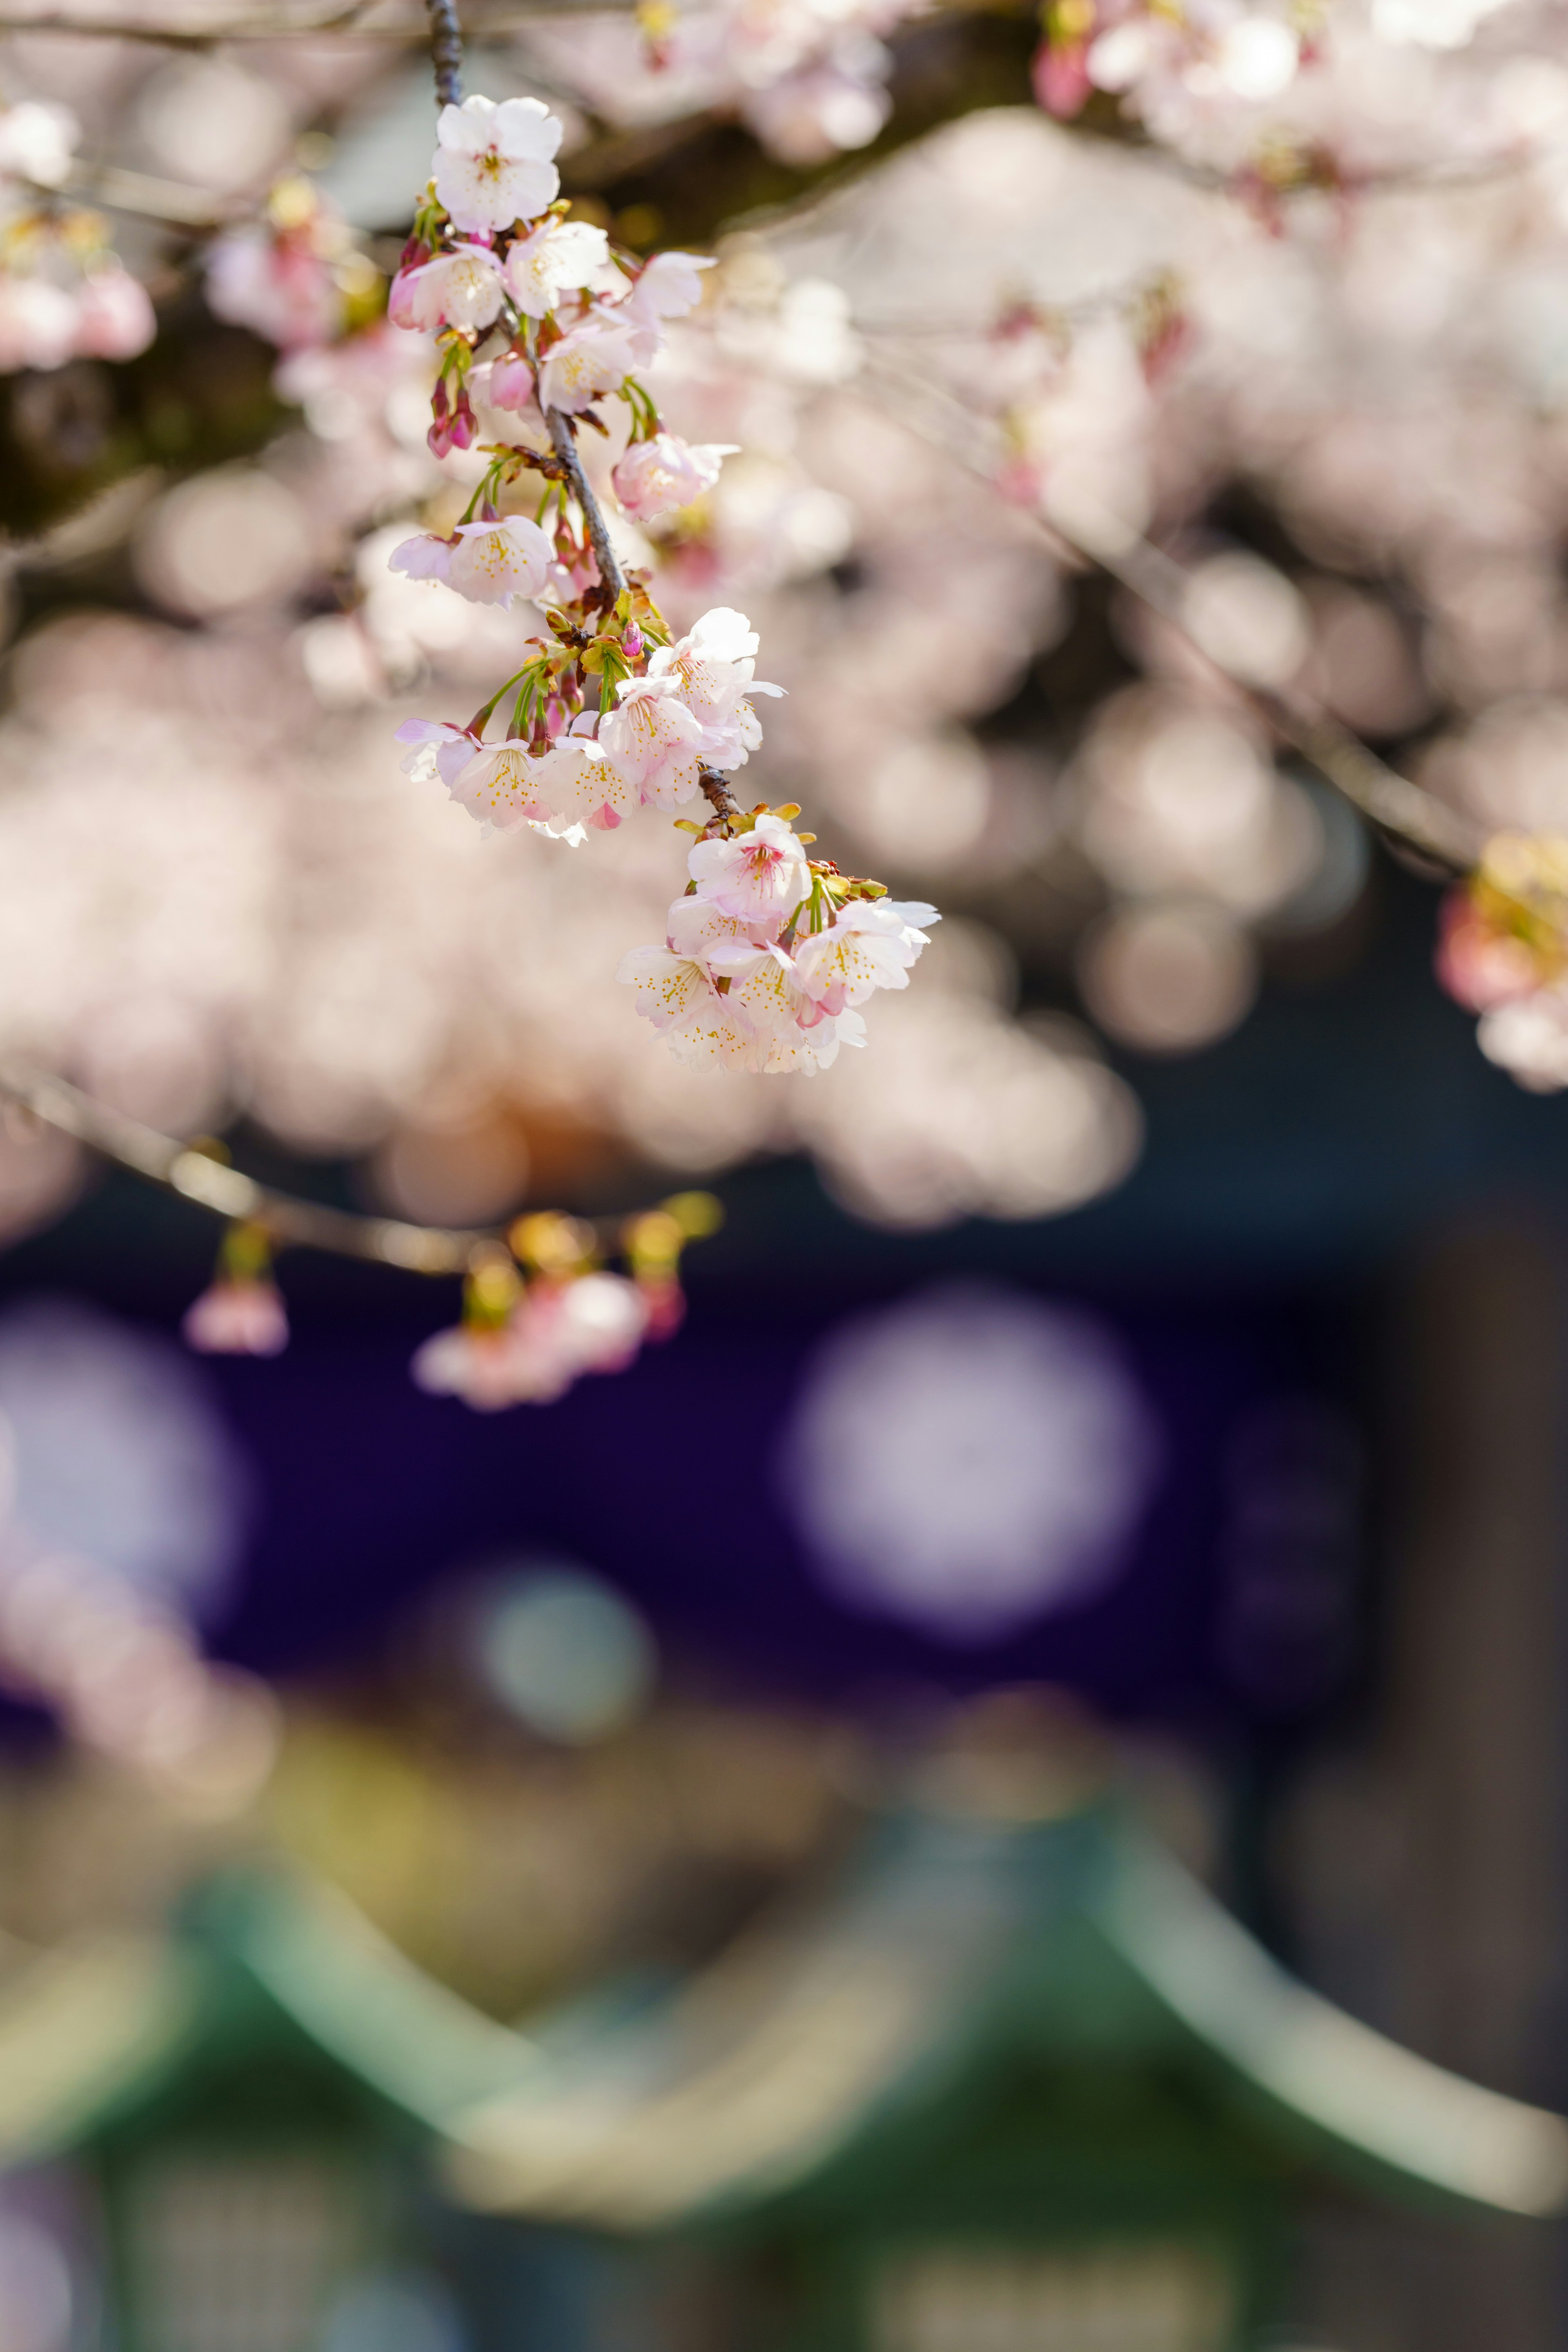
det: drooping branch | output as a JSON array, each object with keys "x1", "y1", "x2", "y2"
[{"x1": 0, "y1": 1067, "x2": 708, "y2": 1275}]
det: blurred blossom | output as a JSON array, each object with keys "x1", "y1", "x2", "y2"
[
  {"x1": 1078, "y1": 900, "x2": 1260, "y2": 1055},
  {"x1": 0, "y1": 1299, "x2": 248, "y2": 1616},
  {"x1": 136, "y1": 56, "x2": 292, "y2": 193},
  {"x1": 779, "y1": 1284, "x2": 1162, "y2": 1640},
  {"x1": 0, "y1": 2209, "x2": 72, "y2": 2352},
  {"x1": 465, "y1": 1563, "x2": 656, "y2": 1740},
  {"x1": 370, "y1": 1110, "x2": 531, "y2": 1225},
  {"x1": 134, "y1": 470, "x2": 314, "y2": 618},
  {"x1": 1180, "y1": 552, "x2": 1310, "y2": 691}
]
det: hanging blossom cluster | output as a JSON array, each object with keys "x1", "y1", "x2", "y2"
[
  {"x1": 1436, "y1": 838, "x2": 1568, "y2": 1092},
  {"x1": 0, "y1": 99, "x2": 154, "y2": 372},
  {"x1": 388, "y1": 91, "x2": 937, "y2": 1078},
  {"x1": 180, "y1": 1195, "x2": 715, "y2": 1414},
  {"x1": 205, "y1": 176, "x2": 383, "y2": 354}
]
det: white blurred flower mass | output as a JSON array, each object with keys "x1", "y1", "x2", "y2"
[{"x1": 778, "y1": 1283, "x2": 1163, "y2": 1641}]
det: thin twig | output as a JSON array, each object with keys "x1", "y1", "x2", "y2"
[
  {"x1": 0, "y1": 1068, "x2": 488, "y2": 1271},
  {"x1": 0, "y1": 1067, "x2": 693, "y2": 1274}
]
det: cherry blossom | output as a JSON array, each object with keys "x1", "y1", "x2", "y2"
[
  {"x1": 688, "y1": 811, "x2": 813, "y2": 924},
  {"x1": 535, "y1": 314, "x2": 641, "y2": 413},
  {"x1": 792, "y1": 898, "x2": 939, "y2": 1012},
  {"x1": 391, "y1": 514, "x2": 553, "y2": 608},
  {"x1": 432, "y1": 94, "x2": 563, "y2": 235},
  {"x1": 646, "y1": 605, "x2": 784, "y2": 766},
  {"x1": 612, "y1": 432, "x2": 738, "y2": 521},
  {"x1": 525, "y1": 731, "x2": 640, "y2": 833},
  {"x1": 0, "y1": 99, "x2": 77, "y2": 189},
  {"x1": 597, "y1": 678, "x2": 712, "y2": 808},
  {"x1": 205, "y1": 182, "x2": 355, "y2": 352},
  {"x1": 388, "y1": 243, "x2": 506, "y2": 335},
  {"x1": 74, "y1": 267, "x2": 156, "y2": 360},
  {"x1": 504, "y1": 217, "x2": 613, "y2": 318},
  {"x1": 182, "y1": 1278, "x2": 290, "y2": 1357},
  {"x1": 413, "y1": 1270, "x2": 652, "y2": 1410},
  {"x1": 623, "y1": 251, "x2": 717, "y2": 359}
]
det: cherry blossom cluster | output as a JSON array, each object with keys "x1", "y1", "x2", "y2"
[
  {"x1": 181, "y1": 1198, "x2": 711, "y2": 1413},
  {"x1": 0, "y1": 100, "x2": 154, "y2": 372},
  {"x1": 387, "y1": 89, "x2": 937, "y2": 1076},
  {"x1": 205, "y1": 177, "x2": 382, "y2": 354},
  {"x1": 620, "y1": 816, "x2": 938, "y2": 1072},
  {"x1": 1436, "y1": 837, "x2": 1568, "y2": 1092}
]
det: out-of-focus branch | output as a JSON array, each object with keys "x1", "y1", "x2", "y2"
[
  {"x1": 0, "y1": 1067, "x2": 715, "y2": 1273},
  {"x1": 855, "y1": 346, "x2": 1481, "y2": 875}
]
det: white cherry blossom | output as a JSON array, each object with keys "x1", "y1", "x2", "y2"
[
  {"x1": 535, "y1": 315, "x2": 640, "y2": 413},
  {"x1": 0, "y1": 99, "x2": 78, "y2": 189},
  {"x1": 389, "y1": 516, "x2": 551, "y2": 607},
  {"x1": 448, "y1": 514, "x2": 553, "y2": 606},
  {"x1": 791, "y1": 899, "x2": 936, "y2": 1012},
  {"x1": 688, "y1": 812, "x2": 812, "y2": 925},
  {"x1": 617, "y1": 944, "x2": 728, "y2": 1032},
  {"x1": 646, "y1": 604, "x2": 784, "y2": 766},
  {"x1": 394, "y1": 718, "x2": 478, "y2": 786},
  {"x1": 623, "y1": 251, "x2": 717, "y2": 359},
  {"x1": 433, "y1": 94, "x2": 562, "y2": 234},
  {"x1": 388, "y1": 243, "x2": 505, "y2": 335},
  {"x1": 612, "y1": 432, "x2": 738, "y2": 521},
  {"x1": 504, "y1": 218, "x2": 614, "y2": 318},
  {"x1": 598, "y1": 677, "x2": 710, "y2": 806},
  {"x1": 527, "y1": 728, "x2": 640, "y2": 831},
  {"x1": 448, "y1": 739, "x2": 553, "y2": 833},
  {"x1": 666, "y1": 892, "x2": 764, "y2": 958}
]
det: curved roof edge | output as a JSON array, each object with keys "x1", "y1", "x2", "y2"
[{"x1": 1095, "y1": 1841, "x2": 1568, "y2": 2220}]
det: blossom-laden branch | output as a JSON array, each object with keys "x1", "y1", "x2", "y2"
[
  {"x1": 0, "y1": 1066, "x2": 721, "y2": 1412},
  {"x1": 386, "y1": 61, "x2": 939, "y2": 1074}
]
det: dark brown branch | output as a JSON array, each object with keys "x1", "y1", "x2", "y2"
[
  {"x1": 425, "y1": 0, "x2": 463, "y2": 105},
  {"x1": 547, "y1": 407, "x2": 628, "y2": 606},
  {"x1": 698, "y1": 767, "x2": 741, "y2": 831}
]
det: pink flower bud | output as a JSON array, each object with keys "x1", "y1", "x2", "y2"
[{"x1": 621, "y1": 622, "x2": 644, "y2": 660}]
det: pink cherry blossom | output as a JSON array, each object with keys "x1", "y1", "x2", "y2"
[
  {"x1": 476, "y1": 351, "x2": 541, "y2": 417},
  {"x1": 432, "y1": 94, "x2": 563, "y2": 234},
  {"x1": 388, "y1": 244, "x2": 506, "y2": 335},
  {"x1": 612, "y1": 432, "x2": 738, "y2": 521},
  {"x1": 183, "y1": 1278, "x2": 289, "y2": 1357},
  {"x1": 206, "y1": 227, "x2": 340, "y2": 352},
  {"x1": 688, "y1": 812, "x2": 812, "y2": 924},
  {"x1": 72, "y1": 265, "x2": 155, "y2": 360}
]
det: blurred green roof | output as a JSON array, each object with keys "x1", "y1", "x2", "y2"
[{"x1": 0, "y1": 1803, "x2": 1563, "y2": 2231}]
